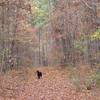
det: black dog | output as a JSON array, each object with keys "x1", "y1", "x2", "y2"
[{"x1": 36, "y1": 70, "x2": 42, "y2": 79}]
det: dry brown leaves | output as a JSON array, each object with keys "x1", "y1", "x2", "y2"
[{"x1": 0, "y1": 66, "x2": 100, "y2": 100}]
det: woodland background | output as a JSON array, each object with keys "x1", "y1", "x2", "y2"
[
  {"x1": 0, "y1": 0, "x2": 100, "y2": 99},
  {"x1": 0, "y1": 0, "x2": 100, "y2": 72}
]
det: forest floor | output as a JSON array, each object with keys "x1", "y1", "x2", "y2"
[{"x1": 0, "y1": 66, "x2": 100, "y2": 100}]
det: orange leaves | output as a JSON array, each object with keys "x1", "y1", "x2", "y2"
[
  {"x1": 52, "y1": 33, "x2": 66, "y2": 39},
  {"x1": 17, "y1": 13, "x2": 27, "y2": 21},
  {"x1": 0, "y1": 67, "x2": 99, "y2": 99},
  {"x1": 27, "y1": 27, "x2": 38, "y2": 33},
  {"x1": 25, "y1": 4, "x2": 31, "y2": 13},
  {"x1": 16, "y1": 26, "x2": 37, "y2": 34},
  {"x1": 14, "y1": 0, "x2": 32, "y2": 13}
]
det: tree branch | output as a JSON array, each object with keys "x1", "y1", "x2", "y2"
[{"x1": 81, "y1": 0, "x2": 94, "y2": 10}]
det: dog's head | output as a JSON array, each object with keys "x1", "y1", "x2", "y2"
[{"x1": 36, "y1": 70, "x2": 40, "y2": 73}]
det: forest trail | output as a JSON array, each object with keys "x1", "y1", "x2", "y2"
[{"x1": 0, "y1": 67, "x2": 100, "y2": 100}]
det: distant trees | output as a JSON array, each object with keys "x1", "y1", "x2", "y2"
[
  {"x1": 0, "y1": 0, "x2": 38, "y2": 72},
  {"x1": 0, "y1": 0, "x2": 100, "y2": 72},
  {"x1": 45, "y1": 0, "x2": 100, "y2": 67}
]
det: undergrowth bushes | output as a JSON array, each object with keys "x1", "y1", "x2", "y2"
[{"x1": 69, "y1": 66, "x2": 100, "y2": 91}]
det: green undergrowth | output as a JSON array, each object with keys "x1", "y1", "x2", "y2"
[{"x1": 69, "y1": 66, "x2": 100, "y2": 91}]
